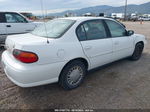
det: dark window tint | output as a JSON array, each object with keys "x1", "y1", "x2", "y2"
[
  {"x1": 5, "y1": 13, "x2": 27, "y2": 23},
  {"x1": 83, "y1": 20, "x2": 107, "y2": 40},
  {"x1": 76, "y1": 25, "x2": 87, "y2": 41},
  {"x1": 105, "y1": 20, "x2": 127, "y2": 37},
  {"x1": 0, "y1": 13, "x2": 5, "y2": 23}
]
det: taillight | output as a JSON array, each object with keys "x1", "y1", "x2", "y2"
[{"x1": 13, "y1": 49, "x2": 38, "y2": 63}]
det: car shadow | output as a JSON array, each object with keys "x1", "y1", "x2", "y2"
[{"x1": 15, "y1": 52, "x2": 150, "y2": 108}]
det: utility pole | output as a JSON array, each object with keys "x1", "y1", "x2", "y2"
[{"x1": 124, "y1": 0, "x2": 127, "y2": 21}]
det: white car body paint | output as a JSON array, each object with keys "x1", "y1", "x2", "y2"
[
  {"x1": 0, "y1": 12, "x2": 43, "y2": 35},
  {"x1": 1, "y1": 17, "x2": 147, "y2": 87}
]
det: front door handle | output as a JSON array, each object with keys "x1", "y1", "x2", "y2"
[{"x1": 6, "y1": 25, "x2": 11, "y2": 27}]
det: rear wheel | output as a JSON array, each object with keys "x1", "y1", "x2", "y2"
[
  {"x1": 59, "y1": 60, "x2": 87, "y2": 90},
  {"x1": 130, "y1": 43, "x2": 144, "y2": 61}
]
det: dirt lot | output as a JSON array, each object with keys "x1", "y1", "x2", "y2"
[{"x1": 0, "y1": 21, "x2": 150, "y2": 109}]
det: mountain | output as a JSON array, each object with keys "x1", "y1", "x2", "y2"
[{"x1": 48, "y1": 2, "x2": 150, "y2": 16}]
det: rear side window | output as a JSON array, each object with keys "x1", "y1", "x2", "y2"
[
  {"x1": 84, "y1": 20, "x2": 107, "y2": 40},
  {"x1": 77, "y1": 20, "x2": 107, "y2": 41},
  {"x1": 76, "y1": 25, "x2": 87, "y2": 41},
  {"x1": 105, "y1": 20, "x2": 127, "y2": 37}
]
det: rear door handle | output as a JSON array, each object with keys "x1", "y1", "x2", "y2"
[{"x1": 6, "y1": 25, "x2": 11, "y2": 27}]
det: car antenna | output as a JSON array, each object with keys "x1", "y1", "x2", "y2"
[{"x1": 40, "y1": 0, "x2": 49, "y2": 44}]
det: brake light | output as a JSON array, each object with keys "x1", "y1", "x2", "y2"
[{"x1": 13, "y1": 49, "x2": 38, "y2": 63}]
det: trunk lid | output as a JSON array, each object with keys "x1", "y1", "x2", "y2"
[{"x1": 5, "y1": 33, "x2": 51, "y2": 53}]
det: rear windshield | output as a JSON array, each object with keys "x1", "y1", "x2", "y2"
[{"x1": 31, "y1": 19, "x2": 76, "y2": 38}]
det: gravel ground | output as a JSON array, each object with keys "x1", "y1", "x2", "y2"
[{"x1": 0, "y1": 21, "x2": 150, "y2": 109}]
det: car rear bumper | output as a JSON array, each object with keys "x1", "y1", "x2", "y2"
[{"x1": 1, "y1": 51, "x2": 66, "y2": 87}]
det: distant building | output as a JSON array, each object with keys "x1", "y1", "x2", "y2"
[
  {"x1": 64, "y1": 12, "x2": 76, "y2": 17},
  {"x1": 130, "y1": 13, "x2": 138, "y2": 21},
  {"x1": 138, "y1": 14, "x2": 150, "y2": 21},
  {"x1": 143, "y1": 14, "x2": 150, "y2": 18},
  {"x1": 111, "y1": 13, "x2": 125, "y2": 19},
  {"x1": 82, "y1": 13, "x2": 95, "y2": 17},
  {"x1": 131, "y1": 13, "x2": 137, "y2": 17},
  {"x1": 20, "y1": 12, "x2": 36, "y2": 20},
  {"x1": 99, "y1": 13, "x2": 104, "y2": 17}
]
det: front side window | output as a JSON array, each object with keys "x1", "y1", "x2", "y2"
[
  {"x1": 31, "y1": 19, "x2": 76, "y2": 38},
  {"x1": 5, "y1": 13, "x2": 27, "y2": 23},
  {"x1": 77, "y1": 20, "x2": 107, "y2": 41},
  {"x1": 14, "y1": 14, "x2": 27, "y2": 23},
  {"x1": 5, "y1": 14, "x2": 16, "y2": 23},
  {"x1": 105, "y1": 20, "x2": 127, "y2": 37}
]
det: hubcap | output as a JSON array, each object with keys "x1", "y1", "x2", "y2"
[{"x1": 67, "y1": 66, "x2": 83, "y2": 86}]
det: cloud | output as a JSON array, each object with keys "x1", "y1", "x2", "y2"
[
  {"x1": 0, "y1": 0, "x2": 4, "y2": 1},
  {"x1": 0, "y1": 0, "x2": 149, "y2": 14},
  {"x1": 19, "y1": 8, "x2": 79, "y2": 15},
  {"x1": 66, "y1": 0, "x2": 149, "y2": 7}
]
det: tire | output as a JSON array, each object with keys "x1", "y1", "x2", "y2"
[
  {"x1": 130, "y1": 43, "x2": 144, "y2": 61},
  {"x1": 59, "y1": 60, "x2": 87, "y2": 90}
]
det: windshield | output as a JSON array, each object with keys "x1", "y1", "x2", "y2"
[{"x1": 31, "y1": 19, "x2": 76, "y2": 38}]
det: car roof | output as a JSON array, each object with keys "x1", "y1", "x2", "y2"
[
  {"x1": 58, "y1": 17, "x2": 114, "y2": 22},
  {"x1": 0, "y1": 11, "x2": 19, "y2": 14}
]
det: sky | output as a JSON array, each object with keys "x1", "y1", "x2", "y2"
[{"x1": 0, "y1": 0, "x2": 149, "y2": 14}]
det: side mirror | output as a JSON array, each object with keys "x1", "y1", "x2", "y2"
[{"x1": 127, "y1": 30, "x2": 134, "y2": 36}]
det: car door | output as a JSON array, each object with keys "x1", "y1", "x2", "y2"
[
  {"x1": 76, "y1": 20, "x2": 113, "y2": 69},
  {"x1": 0, "y1": 13, "x2": 7, "y2": 35},
  {"x1": 4, "y1": 13, "x2": 35, "y2": 34},
  {"x1": 104, "y1": 20, "x2": 134, "y2": 61}
]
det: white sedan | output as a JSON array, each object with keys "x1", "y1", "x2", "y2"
[
  {"x1": 0, "y1": 12, "x2": 43, "y2": 44},
  {"x1": 1, "y1": 17, "x2": 147, "y2": 90},
  {"x1": 0, "y1": 12, "x2": 42, "y2": 35}
]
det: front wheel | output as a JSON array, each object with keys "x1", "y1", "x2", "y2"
[
  {"x1": 59, "y1": 60, "x2": 87, "y2": 90},
  {"x1": 130, "y1": 43, "x2": 144, "y2": 61}
]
